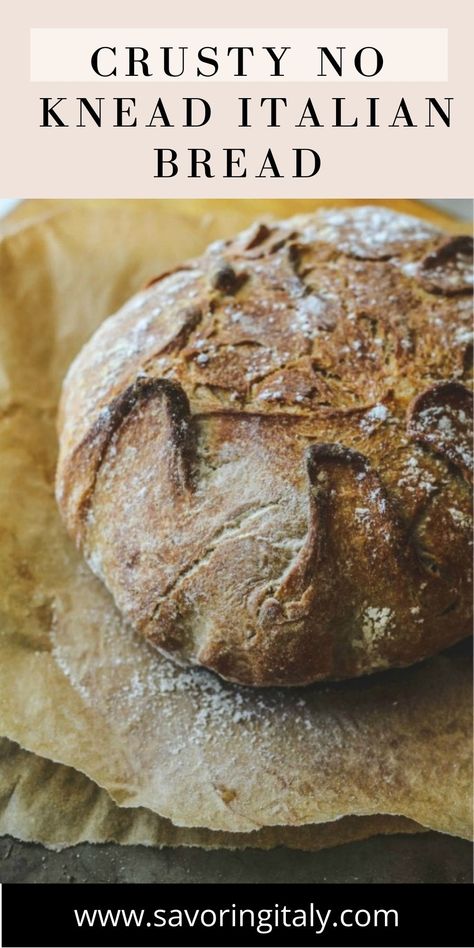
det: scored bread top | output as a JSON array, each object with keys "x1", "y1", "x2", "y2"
[{"x1": 56, "y1": 206, "x2": 473, "y2": 686}]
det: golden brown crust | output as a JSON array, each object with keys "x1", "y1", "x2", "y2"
[{"x1": 56, "y1": 206, "x2": 473, "y2": 686}]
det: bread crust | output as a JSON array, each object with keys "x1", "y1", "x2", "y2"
[{"x1": 56, "y1": 206, "x2": 473, "y2": 686}]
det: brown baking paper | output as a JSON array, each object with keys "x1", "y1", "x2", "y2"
[
  {"x1": 0, "y1": 199, "x2": 472, "y2": 840},
  {"x1": 0, "y1": 737, "x2": 423, "y2": 851}
]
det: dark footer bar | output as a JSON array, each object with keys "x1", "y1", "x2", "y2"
[{"x1": 1, "y1": 882, "x2": 471, "y2": 947}]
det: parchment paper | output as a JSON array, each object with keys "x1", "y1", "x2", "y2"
[
  {"x1": 0, "y1": 199, "x2": 471, "y2": 842},
  {"x1": 0, "y1": 737, "x2": 422, "y2": 851}
]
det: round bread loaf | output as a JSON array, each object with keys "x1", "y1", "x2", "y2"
[{"x1": 56, "y1": 206, "x2": 473, "y2": 686}]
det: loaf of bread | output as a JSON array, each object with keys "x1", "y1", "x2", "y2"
[{"x1": 56, "y1": 206, "x2": 473, "y2": 686}]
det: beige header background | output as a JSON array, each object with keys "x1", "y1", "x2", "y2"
[{"x1": 1, "y1": 0, "x2": 472, "y2": 197}]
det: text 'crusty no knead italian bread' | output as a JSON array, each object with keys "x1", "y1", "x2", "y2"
[{"x1": 56, "y1": 206, "x2": 473, "y2": 687}]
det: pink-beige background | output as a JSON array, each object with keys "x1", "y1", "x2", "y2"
[{"x1": 0, "y1": 0, "x2": 472, "y2": 197}]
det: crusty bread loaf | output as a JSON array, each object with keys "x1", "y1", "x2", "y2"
[{"x1": 56, "y1": 206, "x2": 473, "y2": 686}]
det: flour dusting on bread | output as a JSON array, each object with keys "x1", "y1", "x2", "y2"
[{"x1": 56, "y1": 206, "x2": 473, "y2": 686}]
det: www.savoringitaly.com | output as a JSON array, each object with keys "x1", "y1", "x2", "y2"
[{"x1": 73, "y1": 902, "x2": 399, "y2": 936}]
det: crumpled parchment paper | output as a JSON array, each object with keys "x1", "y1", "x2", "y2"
[
  {"x1": 0, "y1": 737, "x2": 423, "y2": 851},
  {"x1": 0, "y1": 199, "x2": 471, "y2": 843}
]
